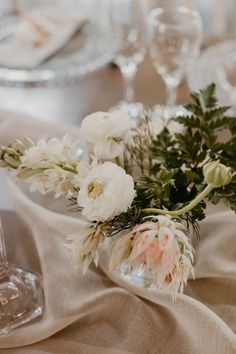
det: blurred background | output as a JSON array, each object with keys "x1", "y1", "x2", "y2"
[
  {"x1": 0, "y1": 0, "x2": 235, "y2": 125},
  {"x1": 1, "y1": 0, "x2": 235, "y2": 37}
]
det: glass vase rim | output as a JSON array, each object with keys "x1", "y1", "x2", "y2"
[{"x1": 148, "y1": 6, "x2": 202, "y2": 26}]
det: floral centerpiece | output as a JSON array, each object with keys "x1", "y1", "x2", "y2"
[{"x1": 1, "y1": 84, "x2": 236, "y2": 299}]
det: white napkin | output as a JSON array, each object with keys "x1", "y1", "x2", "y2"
[{"x1": 0, "y1": 6, "x2": 85, "y2": 69}]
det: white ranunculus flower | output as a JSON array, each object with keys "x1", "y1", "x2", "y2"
[
  {"x1": 80, "y1": 111, "x2": 132, "y2": 159},
  {"x1": 77, "y1": 161, "x2": 135, "y2": 221}
]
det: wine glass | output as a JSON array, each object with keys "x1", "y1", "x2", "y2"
[
  {"x1": 109, "y1": 0, "x2": 148, "y2": 119},
  {"x1": 0, "y1": 217, "x2": 43, "y2": 334},
  {"x1": 147, "y1": 6, "x2": 203, "y2": 114}
]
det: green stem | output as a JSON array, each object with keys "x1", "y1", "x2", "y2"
[
  {"x1": 17, "y1": 165, "x2": 78, "y2": 179},
  {"x1": 142, "y1": 184, "x2": 214, "y2": 217},
  {"x1": 59, "y1": 165, "x2": 77, "y2": 173},
  {"x1": 115, "y1": 156, "x2": 121, "y2": 167},
  {"x1": 199, "y1": 94, "x2": 206, "y2": 113}
]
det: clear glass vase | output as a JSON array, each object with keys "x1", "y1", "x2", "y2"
[
  {"x1": 0, "y1": 218, "x2": 44, "y2": 335},
  {"x1": 116, "y1": 262, "x2": 159, "y2": 290}
]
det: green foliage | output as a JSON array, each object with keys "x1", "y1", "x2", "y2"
[
  {"x1": 148, "y1": 84, "x2": 236, "y2": 213},
  {"x1": 105, "y1": 206, "x2": 142, "y2": 237},
  {"x1": 210, "y1": 175, "x2": 236, "y2": 212},
  {"x1": 119, "y1": 83, "x2": 236, "y2": 232}
]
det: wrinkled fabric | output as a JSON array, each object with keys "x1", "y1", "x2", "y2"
[{"x1": 0, "y1": 112, "x2": 236, "y2": 354}]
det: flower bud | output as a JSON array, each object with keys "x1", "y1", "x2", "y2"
[
  {"x1": 5, "y1": 147, "x2": 20, "y2": 157},
  {"x1": 203, "y1": 161, "x2": 232, "y2": 188},
  {"x1": 10, "y1": 140, "x2": 26, "y2": 155},
  {"x1": 3, "y1": 153, "x2": 21, "y2": 169},
  {"x1": 22, "y1": 137, "x2": 35, "y2": 149},
  {"x1": 0, "y1": 147, "x2": 4, "y2": 160},
  {"x1": 0, "y1": 160, "x2": 7, "y2": 168},
  {"x1": 0, "y1": 145, "x2": 21, "y2": 169}
]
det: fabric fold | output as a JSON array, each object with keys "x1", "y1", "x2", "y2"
[{"x1": 0, "y1": 111, "x2": 236, "y2": 354}]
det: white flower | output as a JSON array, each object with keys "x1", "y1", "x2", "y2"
[
  {"x1": 109, "y1": 233, "x2": 133, "y2": 271},
  {"x1": 66, "y1": 224, "x2": 104, "y2": 274},
  {"x1": 17, "y1": 166, "x2": 76, "y2": 198},
  {"x1": 17, "y1": 161, "x2": 90, "y2": 198},
  {"x1": 72, "y1": 161, "x2": 91, "y2": 189},
  {"x1": 80, "y1": 111, "x2": 132, "y2": 159},
  {"x1": 20, "y1": 135, "x2": 79, "y2": 169},
  {"x1": 77, "y1": 161, "x2": 135, "y2": 221},
  {"x1": 17, "y1": 135, "x2": 91, "y2": 198}
]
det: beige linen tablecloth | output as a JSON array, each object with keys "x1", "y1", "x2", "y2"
[{"x1": 0, "y1": 111, "x2": 236, "y2": 354}]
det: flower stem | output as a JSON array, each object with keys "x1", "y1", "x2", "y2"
[
  {"x1": 199, "y1": 93, "x2": 206, "y2": 113},
  {"x1": 142, "y1": 184, "x2": 214, "y2": 217},
  {"x1": 59, "y1": 165, "x2": 77, "y2": 174},
  {"x1": 115, "y1": 156, "x2": 121, "y2": 166},
  {"x1": 0, "y1": 218, "x2": 9, "y2": 283},
  {"x1": 166, "y1": 82, "x2": 177, "y2": 107}
]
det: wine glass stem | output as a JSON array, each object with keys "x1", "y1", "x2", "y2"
[
  {"x1": 120, "y1": 63, "x2": 137, "y2": 104},
  {"x1": 166, "y1": 82, "x2": 177, "y2": 107},
  {"x1": 11, "y1": 0, "x2": 19, "y2": 15},
  {"x1": 0, "y1": 219, "x2": 9, "y2": 283}
]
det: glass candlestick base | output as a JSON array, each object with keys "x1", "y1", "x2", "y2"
[
  {"x1": 0, "y1": 265, "x2": 44, "y2": 335},
  {"x1": 110, "y1": 101, "x2": 145, "y2": 124},
  {"x1": 152, "y1": 104, "x2": 188, "y2": 119}
]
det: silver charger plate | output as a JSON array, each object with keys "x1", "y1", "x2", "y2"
[
  {"x1": 187, "y1": 40, "x2": 236, "y2": 110},
  {"x1": 0, "y1": 16, "x2": 119, "y2": 87}
]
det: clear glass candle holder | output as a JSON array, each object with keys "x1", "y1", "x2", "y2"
[{"x1": 0, "y1": 218, "x2": 44, "y2": 335}]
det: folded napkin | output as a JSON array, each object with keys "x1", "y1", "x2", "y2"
[
  {"x1": 0, "y1": 6, "x2": 85, "y2": 69},
  {"x1": 0, "y1": 111, "x2": 236, "y2": 353}
]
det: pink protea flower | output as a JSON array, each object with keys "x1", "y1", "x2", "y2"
[{"x1": 128, "y1": 215, "x2": 194, "y2": 298}]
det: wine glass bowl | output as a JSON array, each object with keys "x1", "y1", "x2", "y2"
[
  {"x1": 147, "y1": 7, "x2": 203, "y2": 108},
  {"x1": 109, "y1": 0, "x2": 148, "y2": 119},
  {"x1": 113, "y1": 21, "x2": 145, "y2": 68}
]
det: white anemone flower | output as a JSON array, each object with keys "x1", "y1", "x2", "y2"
[
  {"x1": 77, "y1": 161, "x2": 135, "y2": 221},
  {"x1": 80, "y1": 111, "x2": 132, "y2": 159}
]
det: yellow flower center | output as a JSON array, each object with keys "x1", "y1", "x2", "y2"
[{"x1": 88, "y1": 179, "x2": 103, "y2": 199}]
